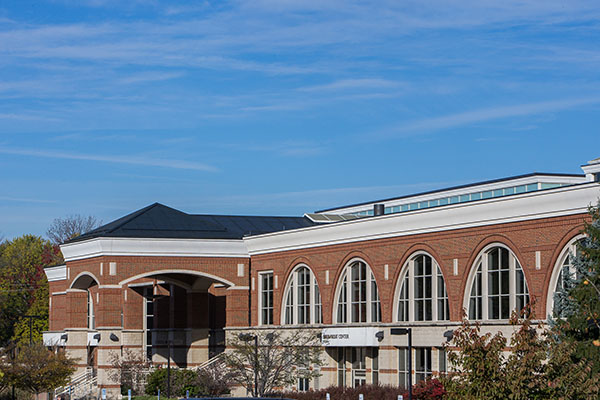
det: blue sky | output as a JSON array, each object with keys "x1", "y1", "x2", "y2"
[{"x1": 1, "y1": 0, "x2": 599, "y2": 240}]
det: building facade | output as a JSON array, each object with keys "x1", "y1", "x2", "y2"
[{"x1": 44, "y1": 158, "x2": 600, "y2": 396}]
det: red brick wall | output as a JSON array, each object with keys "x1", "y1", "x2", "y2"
[
  {"x1": 61, "y1": 255, "x2": 249, "y2": 330},
  {"x1": 49, "y1": 280, "x2": 67, "y2": 331},
  {"x1": 250, "y1": 213, "x2": 590, "y2": 325}
]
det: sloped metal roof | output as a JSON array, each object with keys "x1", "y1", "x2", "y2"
[{"x1": 68, "y1": 203, "x2": 317, "y2": 242}]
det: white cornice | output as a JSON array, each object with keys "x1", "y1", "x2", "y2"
[
  {"x1": 245, "y1": 183, "x2": 600, "y2": 255},
  {"x1": 44, "y1": 264, "x2": 66, "y2": 282},
  {"x1": 60, "y1": 237, "x2": 249, "y2": 262},
  {"x1": 324, "y1": 174, "x2": 586, "y2": 215}
]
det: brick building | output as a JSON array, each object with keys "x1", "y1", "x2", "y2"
[{"x1": 44, "y1": 157, "x2": 600, "y2": 396}]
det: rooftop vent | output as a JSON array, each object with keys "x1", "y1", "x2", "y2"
[{"x1": 374, "y1": 204, "x2": 385, "y2": 216}]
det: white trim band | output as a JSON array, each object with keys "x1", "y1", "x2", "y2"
[{"x1": 61, "y1": 237, "x2": 249, "y2": 262}]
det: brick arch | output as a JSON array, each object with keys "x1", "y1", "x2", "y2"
[
  {"x1": 330, "y1": 251, "x2": 380, "y2": 324},
  {"x1": 391, "y1": 245, "x2": 451, "y2": 322},
  {"x1": 119, "y1": 269, "x2": 236, "y2": 288},
  {"x1": 281, "y1": 256, "x2": 323, "y2": 294},
  {"x1": 70, "y1": 271, "x2": 100, "y2": 290},
  {"x1": 278, "y1": 259, "x2": 323, "y2": 325},
  {"x1": 460, "y1": 234, "x2": 528, "y2": 310},
  {"x1": 331, "y1": 250, "x2": 377, "y2": 292},
  {"x1": 392, "y1": 242, "x2": 449, "y2": 286},
  {"x1": 543, "y1": 226, "x2": 586, "y2": 318}
]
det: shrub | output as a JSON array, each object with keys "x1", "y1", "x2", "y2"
[{"x1": 145, "y1": 368, "x2": 204, "y2": 397}]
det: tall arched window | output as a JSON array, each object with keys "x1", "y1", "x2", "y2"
[
  {"x1": 395, "y1": 253, "x2": 449, "y2": 322},
  {"x1": 282, "y1": 265, "x2": 322, "y2": 325},
  {"x1": 335, "y1": 260, "x2": 381, "y2": 323},
  {"x1": 547, "y1": 235, "x2": 584, "y2": 316},
  {"x1": 466, "y1": 245, "x2": 530, "y2": 320}
]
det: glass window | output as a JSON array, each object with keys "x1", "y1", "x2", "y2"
[
  {"x1": 429, "y1": 199, "x2": 439, "y2": 207},
  {"x1": 415, "y1": 348, "x2": 432, "y2": 383},
  {"x1": 450, "y1": 196, "x2": 459, "y2": 204},
  {"x1": 438, "y1": 348, "x2": 447, "y2": 373},
  {"x1": 471, "y1": 192, "x2": 481, "y2": 200},
  {"x1": 337, "y1": 348, "x2": 346, "y2": 387},
  {"x1": 409, "y1": 203, "x2": 419, "y2": 210},
  {"x1": 541, "y1": 183, "x2": 561, "y2": 190},
  {"x1": 526, "y1": 183, "x2": 538, "y2": 192},
  {"x1": 398, "y1": 348, "x2": 409, "y2": 389},
  {"x1": 384, "y1": 207, "x2": 392, "y2": 214},
  {"x1": 460, "y1": 194, "x2": 470, "y2": 202},
  {"x1": 87, "y1": 289, "x2": 95, "y2": 330},
  {"x1": 482, "y1": 191, "x2": 493, "y2": 199},
  {"x1": 351, "y1": 347, "x2": 366, "y2": 387},
  {"x1": 336, "y1": 261, "x2": 381, "y2": 323},
  {"x1": 493, "y1": 189, "x2": 504, "y2": 197},
  {"x1": 516, "y1": 185, "x2": 526, "y2": 194},
  {"x1": 504, "y1": 187, "x2": 515, "y2": 195},
  {"x1": 397, "y1": 254, "x2": 449, "y2": 322},
  {"x1": 468, "y1": 246, "x2": 530, "y2": 320},
  {"x1": 551, "y1": 239, "x2": 582, "y2": 316},
  {"x1": 143, "y1": 287, "x2": 154, "y2": 360},
  {"x1": 439, "y1": 198, "x2": 449, "y2": 205},
  {"x1": 371, "y1": 348, "x2": 379, "y2": 385},
  {"x1": 260, "y1": 272, "x2": 274, "y2": 325},
  {"x1": 298, "y1": 378, "x2": 309, "y2": 392},
  {"x1": 401, "y1": 204, "x2": 409, "y2": 212}
]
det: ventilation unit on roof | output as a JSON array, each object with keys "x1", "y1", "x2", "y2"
[{"x1": 374, "y1": 204, "x2": 385, "y2": 216}]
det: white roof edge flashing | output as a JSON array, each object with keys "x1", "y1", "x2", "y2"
[
  {"x1": 61, "y1": 237, "x2": 249, "y2": 262},
  {"x1": 45, "y1": 264, "x2": 67, "y2": 282},
  {"x1": 245, "y1": 182, "x2": 600, "y2": 255},
  {"x1": 582, "y1": 157, "x2": 600, "y2": 181}
]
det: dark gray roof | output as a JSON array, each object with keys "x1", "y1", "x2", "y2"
[{"x1": 69, "y1": 203, "x2": 317, "y2": 243}]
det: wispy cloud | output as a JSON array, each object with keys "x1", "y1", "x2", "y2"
[
  {"x1": 373, "y1": 97, "x2": 600, "y2": 139},
  {"x1": 0, "y1": 146, "x2": 218, "y2": 172},
  {"x1": 118, "y1": 71, "x2": 185, "y2": 84},
  {"x1": 0, "y1": 113, "x2": 60, "y2": 121},
  {"x1": 182, "y1": 180, "x2": 466, "y2": 211},
  {"x1": 299, "y1": 78, "x2": 403, "y2": 92},
  {"x1": 0, "y1": 196, "x2": 58, "y2": 204}
]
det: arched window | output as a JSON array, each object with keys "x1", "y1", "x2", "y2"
[
  {"x1": 547, "y1": 236, "x2": 584, "y2": 316},
  {"x1": 395, "y1": 253, "x2": 449, "y2": 322},
  {"x1": 466, "y1": 245, "x2": 530, "y2": 320},
  {"x1": 335, "y1": 260, "x2": 381, "y2": 323},
  {"x1": 282, "y1": 265, "x2": 322, "y2": 325}
]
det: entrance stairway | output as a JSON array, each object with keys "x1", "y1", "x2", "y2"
[{"x1": 54, "y1": 367, "x2": 98, "y2": 399}]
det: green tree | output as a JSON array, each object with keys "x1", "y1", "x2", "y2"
[
  {"x1": 553, "y1": 201, "x2": 600, "y2": 374},
  {"x1": 441, "y1": 317, "x2": 507, "y2": 399},
  {"x1": 0, "y1": 235, "x2": 49, "y2": 345},
  {"x1": 442, "y1": 306, "x2": 600, "y2": 399},
  {"x1": 0, "y1": 343, "x2": 75, "y2": 395}
]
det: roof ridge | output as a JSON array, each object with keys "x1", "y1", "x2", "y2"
[{"x1": 103, "y1": 202, "x2": 163, "y2": 234}]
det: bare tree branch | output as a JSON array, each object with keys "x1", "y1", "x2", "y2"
[{"x1": 46, "y1": 214, "x2": 102, "y2": 244}]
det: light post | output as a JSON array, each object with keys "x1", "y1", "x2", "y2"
[
  {"x1": 23, "y1": 314, "x2": 43, "y2": 345},
  {"x1": 167, "y1": 339, "x2": 172, "y2": 399},
  {"x1": 391, "y1": 328, "x2": 412, "y2": 400},
  {"x1": 238, "y1": 333, "x2": 258, "y2": 397}
]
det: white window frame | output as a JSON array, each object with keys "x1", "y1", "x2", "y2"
[
  {"x1": 393, "y1": 251, "x2": 450, "y2": 322},
  {"x1": 281, "y1": 264, "x2": 322, "y2": 325},
  {"x1": 463, "y1": 243, "x2": 530, "y2": 321},
  {"x1": 87, "y1": 289, "x2": 95, "y2": 330},
  {"x1": 258, "y1": 270, "x2": 274, "y2": 326},
  {"x1": 546, "y1": 234, "x2": 585, "y2": 316},
  {"x1": 333, "y1": 258, "x2": 381, "y2": 324}
]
